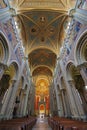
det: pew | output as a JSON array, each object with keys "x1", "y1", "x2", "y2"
[
  {"x1": 48, "y1": 117, "x2": 87, "y2": 130},
  {"x1": 0, "y1": 117, "x2": 37, "y2": 130}
]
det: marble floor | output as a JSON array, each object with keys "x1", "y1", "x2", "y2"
[{"x1": 32, "y1": 117, "x2": 52, "y2": 130}]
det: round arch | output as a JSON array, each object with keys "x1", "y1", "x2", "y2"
[
  {"x1": 38, "y1": 102, "x2": 46, "y2": 114},
  {"x1": 36, "y1": 76, "x2": 50, "y2": 85},
  {"x1": 75, "y1": 31, "x2": 87, "y2": 65},
  {"x1": 32, "y1": 66, "x2": 53, "y2": 77},
  {"x1": 66, "y1": 61, "x2": 75, "y2": 81},
  {"x1": 28, "y1": 46, "x2": 57, "y2": 55},
  {"x1": 39, "y1": 104, "x2": 45, "y2": 113},
  {"x1": 7, "y1": 61, "x2": 19, "y2": 80},
  {"x1": 32, "y1": 65, "x2": 53, "y2": 74},
  {"x1": 0, "y1": 31, "x2": 10, "y2": 64},
  {"x1": 0, "y1": 61, "x2": 19, "y2": 110},
  {"x1": 66, "y1": 61, "x2": 87, "y2": 115}
]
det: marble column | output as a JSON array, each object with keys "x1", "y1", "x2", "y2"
[
  {"x1": 70, "y1": 80, "x2": 85, "y2": 119},
  {"x1": 61, "y1": 89, "x2": 68, "y2": 117},
  {"x1": 60, "y1": 61, "x2": 80, "y2": 118},
  {"x1": 4, "y1": 79, "x2": 20, "y2": 119},
  {"x1": 64, "y1": 90, "x2": 71, "y2": 117},
  {"x1": 58, "y1": 92, "x2": 64, "y2": 116},
  {"x1": 0, "y1": 65, "x2": 5, "y2": 80},
  {"x1": 54, "y1": 81, "x2": 62, "y2": 116},
  {"x1": 60, "y1": 77, "x2": 71, "y2": 117},
  {"x1": 22, "y1": 91, "x2": 29, "y2": 116},
  {"x1": 0, "y1": 80, "x2": 16, "y2": 118},
  {"x1": 49, "y1": 86, "x2": 54, "y2": 116},
  {"x1": 67, "y1": 80, "x2": 81, "y2": 118},
  {"x1": 17, "y1": 90, "x2": 24, "y2": 117},
  {"x1": 20, "y1": 92, "x2": 25, "y2": 116},
  {"x1": 80, "y1": 66, "x2": 87, "y2": 84}
]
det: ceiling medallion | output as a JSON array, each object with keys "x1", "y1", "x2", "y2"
[
  {"x1": 30, "y1": 26, "x2": 39, "y2": 35},
  {"x1": 47, "y1": 26, "x2": 55, "y2": 37},
  {"x1": 31, "y1": 28, "x2": 36, "y2": 33},
  {"x1": 40, "y1": 16, "x2": 45, "y2": 23},
  {"x1": 41, "y1": 37, "x2": 45, "y2": 42}
]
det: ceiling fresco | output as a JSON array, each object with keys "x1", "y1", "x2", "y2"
[
  {"x1": 17, "y1": 10, "x2": 68, "y2": 55},
  {"x1": 35, "y1": 78, "x2": 49, "y2": 96},
  {"x1": 32, "y1": 66, "x2": 53, "y2": 77},
  {"x1": 9, "y1": 0, "x2": 76, "y2": 12},
  {"x1": 28, "y1": 48, "x2": 56, "y2": 70},
  {"x1": 9, "y1": 0, "x2": 76, "y2": 97}
]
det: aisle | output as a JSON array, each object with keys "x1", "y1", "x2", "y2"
[{"x1": 32, "y1": 117, "x2": 52, "y2": 130}]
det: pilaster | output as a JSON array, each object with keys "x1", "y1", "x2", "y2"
[
  {"x1": 69, "y1": 80, "x2": 85, "y2": 119},
  {"x1": 60, "y1": 61, "x2": 80, "y2": 119},
  {"x1": 61, "y1": 89, "x2": 68, "y2": 117},
  {"x1": 0, "y1": 79, "x2": 16, "y2": 118}
]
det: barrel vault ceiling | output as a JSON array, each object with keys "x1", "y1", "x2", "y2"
[{"x1": 9, "y1": 0, "x2": 76, "y2": 96}]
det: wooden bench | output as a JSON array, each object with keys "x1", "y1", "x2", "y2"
[
  {"x1": 0, "y1": 117, "x2": 37, "y2": 130},
  {"x1": 48, "y1": 117, "x2": 87, "y2": 130}
]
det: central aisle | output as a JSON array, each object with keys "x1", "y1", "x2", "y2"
[{"x1": 32, "y1": 117, "x2": 52, "y2": 130}]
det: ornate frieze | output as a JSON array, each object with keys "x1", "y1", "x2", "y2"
[
  {"x1": 60, "y1": 18, "x2": 83, "y2": 67},
  {"x1": 19, "y1": 1, "x2": 64, "y2": 10}
]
